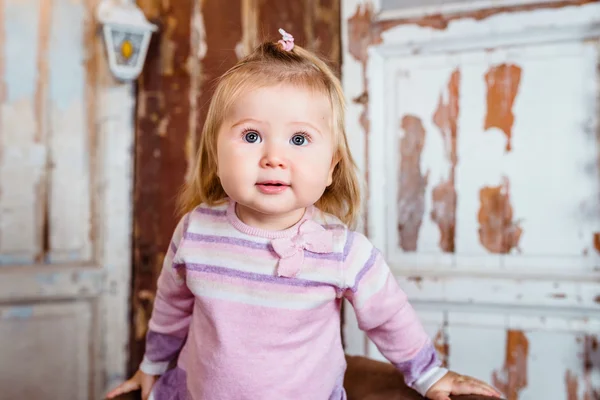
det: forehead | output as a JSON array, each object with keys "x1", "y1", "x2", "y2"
[{"x1": 226, "y1": 83, "x2": 333, "y2": 127}]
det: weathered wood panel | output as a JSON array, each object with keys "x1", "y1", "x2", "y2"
[
  {"x1": 131, "y1": 0, "x2": 196, "y2": 376},
  {"x1": 0, "y1": 302, "x2": 92, "y2": 400},
  {"x1": 0, "y1": 0, "x2": 136, "y2": 398},
  {"x1": 342, "y1": 1, "x2": 600, "y2": 398},
  {"x1": 130, "y1": 0, "x2": 342, "y2": 375},
  {"x1": 0, "y1": 0, "x2": 46, "y2": 265},
  {"x1": 48, "y1": 0, "x2": 92, "y2": 264},
  {"x1": 0, "y1": 0, "x2": 94, "y2": 267}
]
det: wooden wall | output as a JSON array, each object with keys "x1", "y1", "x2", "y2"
[
  {"x1": 341, "y1": 1, "x2": 600, "y2": 398},
  {"x1": 130, "y1": 0, "x2": 341, "y2": 375}
]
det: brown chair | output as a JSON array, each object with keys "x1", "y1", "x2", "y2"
[
  {"x1": 112, "y1": 355, "x2": 504, "y2": 400},
  {"x1": 344, "y1": 356, "x2": 504, "y2": 400}
]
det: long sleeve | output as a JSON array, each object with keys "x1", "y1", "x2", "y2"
[
  {"x1": 343, "y1": 232, "x2": 448, "y2": 396},
  {"x1": 139, "y1": 213, "x2": 195, "y2": 376}
]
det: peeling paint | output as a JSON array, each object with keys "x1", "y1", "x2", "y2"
[
  {"x1": 397, "y1": 115, "x2": 428, "y2": 251},
  {"x1": 433, "y1": 328, "x2": 449, "y2": 368},
  {"x1": 348, "y1": 4, "x2": 381, "y2": 235},
  {"x1": 133, "y1": 0, "x2": 198, "y2": 374},
  {"x1": 478, "y1": 177, "x2": 523, "y2": 254},
  {"x1": 430, "y1": 70, "x2": 460, "y2": 253},
  {"x1": 160, "y1": 16, "x2": 177, "y2": 76},
  {"x1": 186, "y1": 0, "x2": 204, "y2": 182},
  {"x1": 567, "y1": 335, "x2": 600, "y2": 400},
  {"x1": 239, "y1": 0, "x2": 258, "y2": 59},
  {"x1": 191, "y1": 7, "x2": 208, "y2": 61},
  {"x1": 0, "y1": 1, "x2": 48, "y2": 262},
  {"x1": 348, "y1": 4, "x2": 381, "y2": 66},
  {"x1": 431, "y1": 181, "x2": 457, "y2": 253},
  {"x1": 565, "y1": 370, "x2": 579, "y2": 400},
  {"x1": 583, "y1": 335, "x2": 599, "y2": 375},
  {"x1": 376, "y1": 0, "x2": 599, "y2": 32},
  {"x1": 492, "y1": 330, "x2": 529, "y2": 400},
  {"x1": 407, "y1": 276, "x2": 423, "y2": 289},
  {"x1": 34, "y1": 0, "x2": 50, "y2": 143},
  {"x1": 551, "y1": 293, "x2": 567, "y2": 299},
  {"x1": 310, "y1": 0, "x2": 341, "y2": 77},
  {"x1": 484, "y1": 64, "x2": 522, "y2": 152}
]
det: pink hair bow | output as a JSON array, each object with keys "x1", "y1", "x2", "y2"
[
  {"x1": 272, "y1": 220, "x2": 333, "y2": 278},
  {"x1": 278, "y1": 28, "x2": 294, "y2": 51}
]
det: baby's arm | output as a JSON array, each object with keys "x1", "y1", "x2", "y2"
[
  {"x1": 342, "y1": 232, "x2": 446, "y2": 396},
  {"x1": 139, "y1": 213, "x2": 195, "y2": 376},
  {"x1": 343, "y1": 232, "x2": 502, "y2": 399}
]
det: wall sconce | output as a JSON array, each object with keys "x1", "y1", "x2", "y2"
[{"x1": 96, "y1": 0, "x2": 158, "y2": 81}]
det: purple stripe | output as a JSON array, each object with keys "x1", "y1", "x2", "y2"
[
  {"x1": 145, "y1": 330, "x2": 187, "y2": 362},
  {"x1": 342, "y1": 231, "x2": 355, "y2": 261},
  {"x1": 153, "y1": 366, "x2": 189, "y2": 400},
  {"x1": 349, "y1": 247, "x2": 379, "y2": 293},
  {"x1": 173, "y1": 262, "x2": 185, "y2": 269},
  {"x1": 184, "y1": 232, "x2": 344, "y2": 261},
  {"x1": 195, "y1": 207, "x2": 227, "y2": 216},
  {"x1": 185, "y1": 232, "x2": 267, "y2": 250},
  {"x1": 185, "y1": 262, "x2": 337, "y2": 288},
  {"x1": 329, "y1": 371, "x2": 347, "y2": 400},
  {"x1": 169, "y1": 240, "x2": 178, "y2": 254},
  {"x1": 307, "y1": 251, "x2": 343, "y2": 261},
  {"x1": 393, "y1": 341, "x2": 441, "y2": 386}
]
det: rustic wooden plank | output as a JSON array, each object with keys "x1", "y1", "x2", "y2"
[
  {"x1": 0, "y1": 265, "x2": 103, "y2": 301},
  {"x1": 0, "y1": 301, "x2": 92, "y2": 399},
  {"x1": 131, "y1": 0, "x2": 197, "y2": 376},
  {"x1": 97, "y1": 79, "x2": 136, "y2": 395},
  {"x1": 377, "y1": 0, "x2": 600, "y2": 28},
  {"x1": 82, "y1": 0, "x2": 137, "y2": 394},
  {"x1": 0, "y1": 0, "x2": 46, "y2": 265},
  {"x1": 47, "y1": 0, "x2": 92, "y2": 264}
]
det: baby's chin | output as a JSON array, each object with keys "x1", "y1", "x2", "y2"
[{"x1": 238, "y1": 197, "x2": 313, "y2": 215}]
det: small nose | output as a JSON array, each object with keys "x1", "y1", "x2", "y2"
[{"x1": 260, "y1": 142, "x2": 288, "y2": 169}]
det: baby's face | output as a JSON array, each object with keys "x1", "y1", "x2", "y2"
[{"x1": 216, "y1": 83, "x2": 336, "y2": 229}]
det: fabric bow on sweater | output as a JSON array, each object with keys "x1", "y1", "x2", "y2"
[{"x1": 271, "y1": 220, "x2": 333, "y2": 278}]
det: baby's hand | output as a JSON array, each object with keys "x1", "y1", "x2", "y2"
[
  {"x1": 106, "y1": 369, "x2": 159, "y2": 400},
  {"x1": 425, "y1": 371, "x2": 503, "y2": 400}
]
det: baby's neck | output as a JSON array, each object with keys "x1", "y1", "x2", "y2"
[{"x1": 235, "y1": 204, "x2": 306, "y2": 231}]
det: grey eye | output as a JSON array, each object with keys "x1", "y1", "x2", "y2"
[
  {"x1": 290, "y1": 134, "x2": 307, "y2": 146},
  {"x1": 244, "y1": 131, "x2": 261, "y2": 143}
]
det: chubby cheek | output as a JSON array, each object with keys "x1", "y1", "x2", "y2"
[
  {"x1": 217, "y1": 144, "x2": 256, "y2": 191},
  {"x1": 295, "y1": 150, "x2": 334, "y2": 190}
]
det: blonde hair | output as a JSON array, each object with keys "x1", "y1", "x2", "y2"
[{"x1": 178, "y1": 40, "x2": 361, "y2": 227}]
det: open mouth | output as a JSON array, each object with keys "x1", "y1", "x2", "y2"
[
  {"x1": 256, "y1": 181, "x2": 290, "y2": 193},
  {"x1": 257, "y1": 181, "x2": 288, "y2": 187}
]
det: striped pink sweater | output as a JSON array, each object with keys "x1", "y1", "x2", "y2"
[{"x1": 140, "y1": 200, "x2": 446, "y2": 400}]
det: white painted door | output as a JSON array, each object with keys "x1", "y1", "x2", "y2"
[
  {"x1": 0, "y1": 0, "x2": 134, "y2": 398},
  {"x1": 342, "y1": 1, "x2": 600, "y2": 398}
]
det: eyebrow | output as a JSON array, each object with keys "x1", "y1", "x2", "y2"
[
  {"x1": 289, "y1": 121, "x2": 323, "y2": 136},
  {"x1": 230, "y1": 118, "x2": 265, "y2": 129}
]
